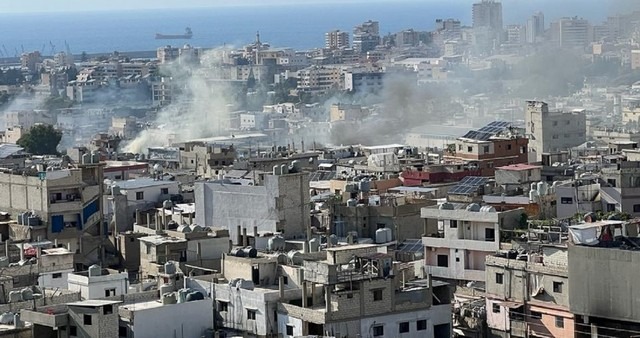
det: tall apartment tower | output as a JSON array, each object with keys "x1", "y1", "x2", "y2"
[
  {"x1": 353, "y1": 20, "x2": 380, "y2": 54},
  {"x1": 325, "y1": 30, "x2": 349, "y2": 50},
  {"x1": 557, "y1": 17, "x2": 590, "y2": 48},
  {"x1": 472, "y1": 0, "x2": 503, "y2": 31},
  {"x1": 526, "y1": 11, "x2": 545, "y2": 43}
]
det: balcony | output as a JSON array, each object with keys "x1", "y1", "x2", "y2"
[
  {"x1": 48, "y1": 199, "x2": 83, "y2": 213},
  {"x1": 424, "y1": 265, "x2": 485, "y2": 282},
  {"x1": 422, "y1": 236, "x2": 499, "y2": 252},
  {"x1": 21, "y1": 307, "x2": 68, "y2": 328}
]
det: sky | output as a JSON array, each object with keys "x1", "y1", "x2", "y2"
[{"x1": 1, "y1": 0, "x2": 394, "y2": 13}]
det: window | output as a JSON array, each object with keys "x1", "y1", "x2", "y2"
[
  {"x1": 135, "y1": 191, "x2": 144, "y2": 200},
  {"x1": 286, "y1": 325, "x2": 294, "y2": 335},
  {"x1": 458, "y1": 144, "x2": 462, "y2": 151},
  {"x1": 449, "y1": 220, "x2": 457, "y2": 228},
  {"x1": 70, "y1": 326, "x2": 78, "y2": 336},
  {"x1": 52, "y1": 273, "x2": 62, "y2": 279},
  {"x1": 84, "y1": 314, "x2": 92, "y2": 325},
  {"x1": 634, "y1": 204, "x2": 640, "y2": 213},
  {"x1": 531, "y1": 311, "x2": 542, "y2": 320},
  {"x1": 555, "y1": 316, "x2": 564, "y2": 328},
  {"x1": 161, "y1": 188, "x2": 169, "y2": 195},
  {"x1": 399, "y1": 322, "x2": 409, "y2": 333},
  {"x1": 373, "y1": 325, "x2": 384, "y2": 337},
  {"x1": 553, "y1": 281, "x2": 563, "y2": 293},
  {"x1": 247, "y1": 309, "x2": 256, "y2": 320},
  {"x1": 492, "y1": 303, "x2": 500, "y2": 313},
  {"x1": 372, "y1": 289, "x2": 383, "y2": 301},
  {"x1": 283, "y1": 276, "x2": 288, "y2": 285},
  {"x1": 218, "y1": 301, "x2": 229, "y2": 312},
  {"x1": 437, "y1": 255, "x2": 448, "y2": 267},
  {"x1": 485, "y1": 228, "x2": 495, "y2": 241},
  {"x1": 483, "y1": 145, "x2": 490, "y2": 153},
  {"x1": 467, "y1": 146, "x2": 473, "y2": 152},
  {"x1": 105, "y1": 288, "x2": 116, "y2": 297},
  {"x1": 507, "y1": 144, "x2": 512, "y2": 150},
  {"x1": 496, "y1": 273, "x2": 504, "y2": 284},
  {"x1": 560, "y1": 197, "x2": 573, "y2": 204},
  {"x1": 417, "y1": 320, "x2": 427, "y2": 331},
  {"x1": 119, "y1": 326, "x2": 127, "y2": 337},
  {"x1": 552, "y1": 121, "x2": 558, "y2": 126},
  {"x1": 104, "y1": 305, "x2": 113, "y2": 315},
  {"x1": 456, "y1": 257, "x2": 460, "y2": 262}
]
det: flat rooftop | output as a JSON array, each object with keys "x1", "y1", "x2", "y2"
[
  {"x1": 67, "y1": 299, "x2": 122, "y2": 307},
  {"x1": 111, "y1": 178, "x2": 175, "y2": 190},
  {"x1": 139, "y1": 235, "x2": 187, "y2": 245},
  {"x1": 496, "y1": 163, "x2": 542, "y2": 171}
]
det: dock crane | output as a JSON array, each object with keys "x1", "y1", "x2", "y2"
[
  {"x1": 41, "y1": 43, "x2": 46, "y2": 55},
  {"x1": 49, "y1": 41, "x2": 55, "y2": 56},
  {"x1": 20, "y1": 45, "x2": 24, "y2": 54},
  {"x1": 1, "y1": 45, "x2": 8, "y2": 58},
  {"x1": 64, "y1": 40, "x2": 72, "y2": 55}
]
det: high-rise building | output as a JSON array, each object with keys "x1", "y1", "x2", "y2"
[
  {"x1": 556, "y1": 17, "x2": 591, "y2": 48},
  {"x1": 435, "y1": 18, "x2": 462, "y2": 40},
  {"x1": 472, "y1": 0, "x2": 503, "y2": 31},
  {"x1": 353, "y1": 20, "x2": 380, "y2": 54},
  {"x1": 506, "y1": 25, "x2": 526, "y2": 45},
  {"x1": 325, "y1": 30, "x2": 349, "y2": 50},
  {"x1": 526, "y1": 11, "x2": 545, "y2": 43}
]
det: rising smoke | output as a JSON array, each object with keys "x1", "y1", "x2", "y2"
[{"x1": 122, "y1": 48, "x2": 239, "y2": 153}]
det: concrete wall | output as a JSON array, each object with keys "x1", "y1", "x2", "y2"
[
  {"x1": 569, "y1": 245, "x2": 640, "y2": 322},
  {"x1": 38, "y1": 269, "x2": 73, "y2": 290},
  {"x1": 67, "y1": 273, "x2": 128, "y2": 300},
  {"x1": 128, "y1": 299, "x2": 213, "y2": 338},
  {"x1": 196, "y1": 173, "x2": 309, "y2": 241},
  {"x1": 359, "y1": 305, "x2": 451, "y2": 338}
]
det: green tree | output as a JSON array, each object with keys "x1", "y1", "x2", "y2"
[{"x1": 17, "y1": 125, "x2": 62, "y2": 155}]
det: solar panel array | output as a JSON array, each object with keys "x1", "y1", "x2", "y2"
[
  {"x1": 397, "y1": 239, "x2": 423, "y2": 253},
  {"x1": 309, "y1": 171, "x2": 336, "y2": 181},
  {"x1": 478, "y1": 121, "x2": 511, "y2": 134},
  {"x1": 449, "y1": 176, "x2": 489, "y2": 195},
  {"x1": 462, "y1": 130, "x2": 494, "y2": 141},
  {"x1": 462, "y1": 121, "x2": 511, "y2": 141}
]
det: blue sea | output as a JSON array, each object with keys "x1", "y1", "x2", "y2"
[{"x1": 0, "y1": 1, "x2": 624, "y2": 55}]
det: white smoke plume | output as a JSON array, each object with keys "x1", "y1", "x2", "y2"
[{"x1": 123, "y1": 48, "x2": 239, "y2": 153}]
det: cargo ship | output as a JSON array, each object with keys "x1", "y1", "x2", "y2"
[{"x1": 155, "y1": 27, "x2": 193, "y2": 40}]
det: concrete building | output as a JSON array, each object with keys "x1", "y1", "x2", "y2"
[
  {"x1": 485, "y1": 245, "x2": 574, "y2": 338},
  {"x1": 353, "y1": 20, "x2": 380, "y2": 54},
  {"x1": 555, "y1": 179, "x2": 601, "y2": 219},
  {"x1": 325, "y1": 30, "x2": 349, "y2": 50},
  {"x1": 445, "y1": 121, "x2": 529, "y2": 176},
  {"x1": 329, "y1": 103, "x2": 365, "y2": 122},
  {"x1": 506, "y1": 25, "x2": 526, "y2": 45},
  {"x1": 22, "y1": 299, "x2": 121, "y2": 338},
  {"x1": 472, "y1": 0, "x2": 503, "y2": 31},
  {"x1": 20, "y1": 51, "x2": 41, "y2": 73},
  {"x1": 119, "y1": 296, "x2": 213, "y2": 338},
  {"x1": 556, "y1": 17, "x2": 591, "y2": 48},
  {"x1": 343, "y1": 70, "x2": 384, "y2": 93},
  {"x1": 37, "y1": 247, "x2": 75, "y2": 290},
  {"x1": 67, "y1": 266, "x2": 128, "y2": 300},
  {"x1": 195, "y1": 172, "x2": 309, "y2": 241},
  {"x1": 568, "y1": 230, "x2": 640, "y2": 337},
  {"x1": 599, "y1": 160, "x2": 640, "y2": 218},
  {"x1": 296, "y1": 66, "x2": 342, "y2": 94},
  {"x1": 632, "y1": 50, "x2": 640, "y2": 70},
  {"x1": 177, "y1": 142, "x2": 236, "y2": 178},
  {"x1": 278, "y1": 245, "x2": 452, "y2": 337},
  {"x1": 107, "y1": 178, "x2": 180, "y2": 216},
  {"x1": 526, "y1": 12, "x2": 545, "y2": 44},
  {"x1": 525, "y1": 101, "x2": 587, "y2": 162},
  {"x1": 0, "y1": 160, "x2": 105, "y2": 256},
  {"x1": 421, "y1": 203, "x2": 524, "y2": 283}
]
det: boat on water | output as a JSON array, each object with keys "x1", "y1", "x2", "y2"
[{"x1": 155, "y1": 27, "x2": 193, "y2": 40}]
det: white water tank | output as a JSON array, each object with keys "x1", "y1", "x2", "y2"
[
  {"x1": 384, "y1": 228, "x2": 393, "y2": 242},
  {"x1": 329, "y1": 234, "x2": 338, "y2": 246},
  {"x1": 530, "y1": 182, "x2": 537, "y2": 192},
  {"x1": 375, "y1": 228, "x2": 387, "y2": 243},
  {"x1": 162, "y1": 292, "x2": 177, "y2": 305},
  {"x1": 88, "y1": 264, "x2": 101, "y2": 277},
  {"x1": 309, "y1": 238, "x2": 320, "y2": 252},
  {"x1": 529, "y1": 190, "x2": 539, "y2": 202},
  {"x1": 287, "y1": 250, "x2": 303, "y2": 265},
  {"x1": 267, "y1": 235, "x2": 286, "y2": 251},
  {"x1": 466, "y1": 203, "x2": 481, "y2": 212},
  {"x1": 537, "y1": 181, "x2": 548, "y2": 196},
  {"x1": 159, "y1": 283, "x2": 173, "y2": 296},
  {"x1": 164, "y1": 261, "x2": 176, "y2": 275},
  {"x1": 273, "y1": 165, "x2": 281, "y2": 175}
]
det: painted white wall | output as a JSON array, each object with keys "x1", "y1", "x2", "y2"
[
  {"x1": 359, "y1": 307, "x2": 451, "y2": 338},
  {"x1": 38, "y1": 269, "x2": 73, "y2": 290},
  {"x1": 277, "y1": 314, "x2": 304, "y2": 338},
  {"x1": 67, "y1": 273, "x2": 128, "y2": 299},
  {"x1": 130, "y1": 299, "x2": 213, "y2": 338}
]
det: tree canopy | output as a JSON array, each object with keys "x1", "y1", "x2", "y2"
[{"x1": 17, "y1": 124, "x2": 62, "y2": 155}]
